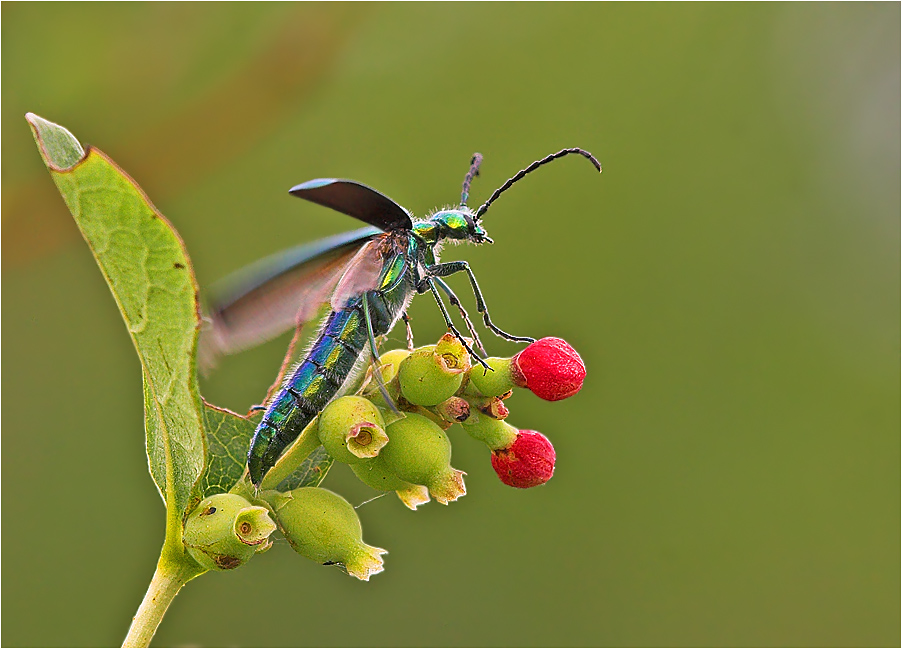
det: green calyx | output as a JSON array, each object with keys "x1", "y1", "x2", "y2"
[
  {"x1": 183, "y1": 494, "x2": 277, "y2": 571},
  {"x1": 468, "y1": 356, "x2": 516, "y2": 397},
  {"x1": 381, "y1": 412, "x2": 466, "y2": 504},
  {"x1": 461, "y1": 410, "x2": 518, "y2": 451},
  {"x1": 265, "y1": 487, "x2": 387, "y2": 581},
  {"x1": 318, "y1": 396, "x2": 388, "y2": 463}
]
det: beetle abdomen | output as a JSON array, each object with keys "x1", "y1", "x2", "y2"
[{"x1": 247, "y1": 302, "x2": 370, "y2": 485}]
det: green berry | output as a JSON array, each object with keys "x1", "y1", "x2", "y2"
[
  {"x1": 351, "y1": 455, "x2": 431, "y2": 510},
  {"x1": 377, "y1": 348, "x2": 411, "y2": 384},
  {"x1": 318, "y1": 396, "x2": 388, "y2": 463},
  {"x1": 398, "y1": 337, "x2": 468, "y2": 406},
  {"x1": 183, "y1": 494, "x2": 276, "y2": 571},
  {"x1": 266, "y1": 487, "x2": 387, "y2": 581},
  {"x1": 381, "y1": 412, "x2": 466, "y2": 504}
]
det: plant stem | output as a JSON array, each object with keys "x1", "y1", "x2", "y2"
[{"x1": 122, "y1": 551, "x2": 203, "y2": 648}]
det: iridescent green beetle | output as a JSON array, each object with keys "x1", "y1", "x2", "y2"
[{"x1": 201, "y1": 148, "x2": 601, "y2": 486}]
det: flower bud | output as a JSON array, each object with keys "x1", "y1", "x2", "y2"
[
  {"x1": 184, "y1": 494, "x2": 276, "y2": 571},
  {"x1": 398, "y1": 335, "x2": 469, "y2": 406},
  {"x1": 468, "y1": 356, "x2": 517, "y2": 397},
  {"x1": 318, "y1": 396, "x2": 388, "y2": 463},
  {"x1": 351, "y1": 455, "x2": 431, "y2": 510},
  {"x1": 381, "y1": 412, "x2": 466, "y2": 504},
  {"x1": 476, "y1": 396, "x2": 509, "y2": 420},
  {"x1": 512, "y1": 337, "x2": 586, "y2": 401},
  {"x1": 491, "y1": 429, "x2": 556, "y2": 488},
  {"x1": 460, "y1": 410, "x2": 518, "y2": 450},
  {"x1": 266, "y1": 487, "x2": 387, "y2": 581}
]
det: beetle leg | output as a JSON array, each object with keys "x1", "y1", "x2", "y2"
[
  {"x1": 423, "y1": 278, "x2": 491, "y2": 370},
  {"x1": 249, "y1": 323, "x2": 304, "y2": 414},
  {"x1": 401, "y1": 311, "x2": 415, "y2": 351},
  {"x1": 425, "y1": 261, "x2": 535, "y2": 343},
  {"x1": 433, "y1": 277, "x2": 486, "y2": 355},
  {"x1": 362, "y1": 293, "x2": 400, "y2": 414}
]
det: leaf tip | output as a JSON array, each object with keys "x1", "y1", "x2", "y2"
[{"x1": 26, "y1": 112, "x2": 86, "y2": 171}]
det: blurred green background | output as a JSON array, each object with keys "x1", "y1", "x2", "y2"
[{"x1": 3, "y1": 3, "x2": 898, "y2": 647}]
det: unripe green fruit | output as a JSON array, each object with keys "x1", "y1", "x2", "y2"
[
  {"x1": 351, "y1": 455, "x2": 431, "y2": 510},
  {"x1": 381, "y1": 412, "x2": 466, "y2": 504},
  {"x1": 398, "y1": 335, "x2": 468, "y2": 406},
  {"x1": 184, "y1": 494, "x2": 276, "y2": 571},
  {"x1": 377, "y1": 348, "x2": 411, "y2": 384},
  {"x1": 460, "y1": 409, "x2": 518, "y2": 450},
  {"x1": 266, "y1": 487, "x2": 387, "y2": 581},
  {"x1": 469, "y1": 357, "x2": 517, "y2": 397},
  {"x1": 318, "y1": 396, "x2": 388, "y2": 463}
]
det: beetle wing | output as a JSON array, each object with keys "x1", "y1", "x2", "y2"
[
  {"x1": 199, "y1": 227, "x2": 380, "y2": 370},
  {"x1": 330, "y1": 237, "x2": 389, "y2": 310},
  {"x1": 289, "y1": 178, "x2": 413, "y2": 232}
]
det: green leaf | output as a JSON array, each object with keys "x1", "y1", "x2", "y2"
[
  {"x1": 28, "y1": 113, "x2": 206, "y2": 519},
  {"x1": 199, "y1": 403, "x2": 259, "y2": 497},
  {"x1": 276, "y1": 445, "x2": 334, "y2": 491},
  {"x1": 25, "y1": 112, "x2": 85, "y2": 170}
]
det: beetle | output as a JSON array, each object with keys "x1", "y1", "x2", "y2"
[{"x1": 201, "y1": 148, "x2": 601, "y2": 486}]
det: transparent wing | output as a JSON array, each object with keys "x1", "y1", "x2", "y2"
[
  {"x1": 199, "y1": 227, "x2": 380, "y2": 370},
  {"x1": 330, "y1": 237, "x2": 388, "y2": 310}
]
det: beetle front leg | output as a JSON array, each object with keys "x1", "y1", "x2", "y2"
[
  {"x1": 418, "y1": 277, "x2": 491, "y2": 370},
  {"x1": 424, "y1": 261, "x2": 535, "y2": 344},
  {"x1": 433, "y1": 277, "x2": 486, "y2": 355}
]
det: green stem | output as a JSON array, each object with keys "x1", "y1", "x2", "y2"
[{"x1": 122, "y1": 538, "x2": 204, "y2": 647}]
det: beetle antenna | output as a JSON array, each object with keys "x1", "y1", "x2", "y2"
[
  {"x1": 474, "y1": 148, "x2": 601, "y2": 220},
  {"x1": 460, "y1": 152, "x2": 483, "y2": 207}
]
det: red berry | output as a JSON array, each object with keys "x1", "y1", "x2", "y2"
[
  {"x1": 490, "y1": 430, "x2": 555, "y2": 488},
  {"x1": 512, "y1": 337, "x2": 586, "y2": 401}
]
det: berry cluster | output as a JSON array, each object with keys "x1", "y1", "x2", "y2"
[{"x1": 184, "y1": 334, "x2": 585, "y2": 579}]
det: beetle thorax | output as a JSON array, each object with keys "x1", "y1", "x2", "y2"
[{"x1": 414, "y1": 209, "x2": 490, "y2": 246}]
